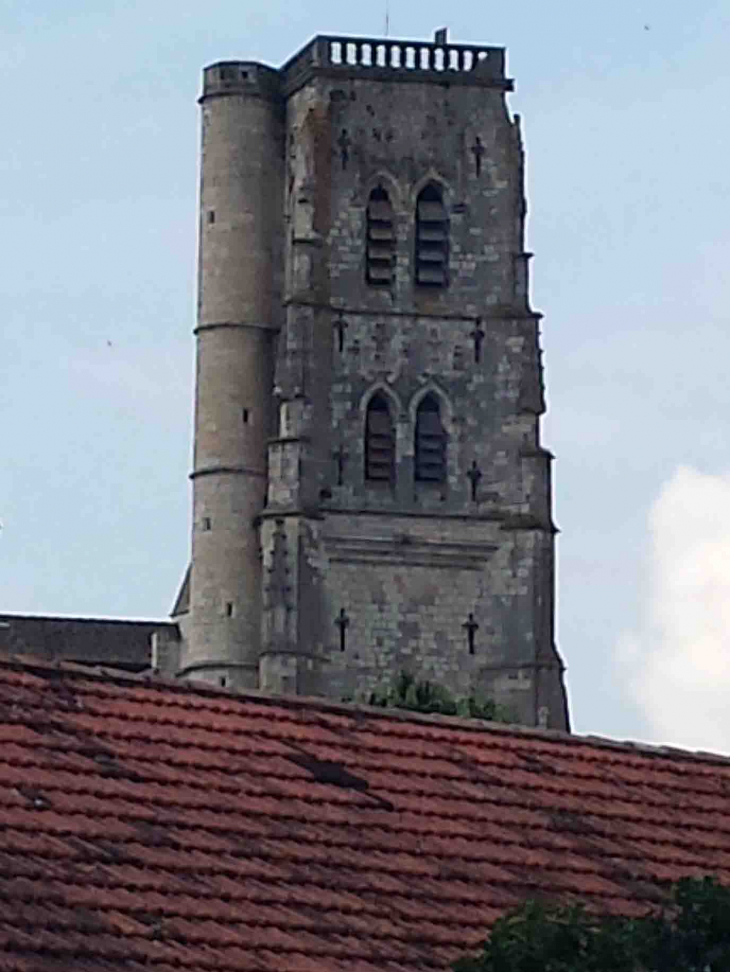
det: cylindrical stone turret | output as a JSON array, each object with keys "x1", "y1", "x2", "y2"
[{"x1": 181, "y1": 61, "x2": 284, "y2": 688}]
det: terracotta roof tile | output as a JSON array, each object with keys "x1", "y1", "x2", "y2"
[{"x1": 1, "y1": 658, "x2": 730, "y2": 971}]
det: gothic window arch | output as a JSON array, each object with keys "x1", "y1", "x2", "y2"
[
  {"x1": 366, "y1": 185, "x2": 395, "y2": 286},
  {"x1": 365, "y1": 393, "x2": 395, "y2": 482},
  {"x1": 415, "y1": 183, "x2": 448, "y2": 287},
  {"x1": 414, "y1": 393, "x2": 447, "y2": 482}
]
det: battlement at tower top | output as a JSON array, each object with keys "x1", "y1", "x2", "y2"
[{"x1": 201, "y1": 32, "x2": 513, "y2": 102}]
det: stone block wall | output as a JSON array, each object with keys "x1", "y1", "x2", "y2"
[{"x1": 182, "y1": 34, "x2": 569, "y2": 730}]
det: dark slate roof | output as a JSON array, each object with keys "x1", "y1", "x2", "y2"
[
  {"x1": 170, "y1": 564, "x2": 190, "y2": 617},
  {"x1": 0, "y1": 614, "x2": 175, "y2": 672},
  {"x1": 0, "y1": 656, "x2": 729, "y2": 972}
]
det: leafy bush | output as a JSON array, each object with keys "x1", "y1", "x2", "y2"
[
  {"x1": 454, "y1": 877, "x2": 730, "y2": 972},
  {"x1": 367, "y1": 671, "x2": 514, "y2": 723}
]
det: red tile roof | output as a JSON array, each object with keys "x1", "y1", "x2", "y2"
[{"x1": 1, "y1": 657, "x2": 729, "y2": 972}]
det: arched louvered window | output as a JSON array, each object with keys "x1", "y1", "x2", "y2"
[
  {"x1": 415, "y1": 394, "x2": 447, "y2": 482},
  {"x1": 365, "y1": 393, "x2": 395, "y2": 482},
  {"x1": 415, "y1": 184, "x2": 448, "y2": 287},
  {"x1": 366, "y1": 186, "x2": 395, "y2": 286}
]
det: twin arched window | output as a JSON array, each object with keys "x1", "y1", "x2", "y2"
[
  {"x1": 414, "y1": 394, "x2": 447, "y2": 481},
  {"x1": 366, "y1": 187, "x2": 395, "y2": 286},
  {"x1": 364, "y1": 392, "x2": 447, "y2": 484},
  {"x1": 415, "y1": 185, "x2": 449, "y2": 287},
  {"x1": 365, "y1": 394, "x2": 395, "y2": 482},
  {"x1": 365, "y1": 183, "x2": 448, "y2": 289}
]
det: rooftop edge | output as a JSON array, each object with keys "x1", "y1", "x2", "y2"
[
  {"x1": 1, "y1": 653, "x2": 728, "y2": 767},
  {"x1": 202, "y1": 32, "x2": 513, "y2": 100}
]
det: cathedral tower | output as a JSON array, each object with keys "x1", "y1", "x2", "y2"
[{"x1": 176, "y1": 32, "x2": 569, "y2": 729}]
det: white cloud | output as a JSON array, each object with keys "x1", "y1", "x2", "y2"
[{"x1": 617, "y1": 466, "x2": 730, "y2": 754}]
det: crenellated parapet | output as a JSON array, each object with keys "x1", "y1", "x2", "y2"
[{"x1": 281, "y1": 35, "x2": 512, "y2": 95}]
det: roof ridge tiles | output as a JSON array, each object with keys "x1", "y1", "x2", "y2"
[
  {"x1": 0, "y1": 612, "x2": 175, "y2": 625},
  {"x1": 2, "y1": 654, "x2": 729, "y2": 767}
]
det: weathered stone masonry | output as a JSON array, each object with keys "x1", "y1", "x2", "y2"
[{"x1": 171, "y1": 33, "x2": 570, "y2": 730}]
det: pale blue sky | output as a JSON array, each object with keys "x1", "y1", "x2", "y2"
[{"x1": 2, "y1": 0, "x2": 730, "y2": 749}]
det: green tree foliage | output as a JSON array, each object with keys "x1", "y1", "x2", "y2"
[
  {"x1": 367, "y1": 671, "x2": 514, "y2": 723},
  {"x1": 454, "y1": 876, "x2": 730, "y2": 972}
]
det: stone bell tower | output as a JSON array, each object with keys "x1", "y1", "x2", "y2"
[
  {"x1": 174, "y1": 30, "x2": 570, "y2": 730},
  {"x1": 178, "y1": 62, "x2": 284, "y2": 687}
]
